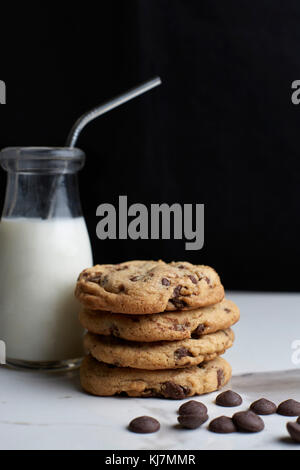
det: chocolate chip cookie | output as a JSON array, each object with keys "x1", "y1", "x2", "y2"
[
  {"x1": 79, "y1": 299, "x2": 239, "y2": 342},
  {"x1": 84, "y1": 329, "x2": 234, "y2": 370},
  {"x1": 80, "y1": 354, "x2": 232, "y2": 398},
  {"x1": 75, "y1": 260, "x2": 224, "y2": 314}
]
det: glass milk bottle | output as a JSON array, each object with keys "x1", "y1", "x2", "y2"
[{"x1": 0, "y1": 147, "x2": 93, "y2": 370}]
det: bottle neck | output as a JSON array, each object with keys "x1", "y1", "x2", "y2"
[{"x1": 2, "y1": 172, "x2": 83, "y2": 219}]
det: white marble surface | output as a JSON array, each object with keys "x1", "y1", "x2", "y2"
[{"x1": 0, "y1": 292, "x2": 300, "y2": 450}]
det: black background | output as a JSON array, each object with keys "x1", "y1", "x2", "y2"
[{"x1": 1, "y1": 0, "x2": 300, "y2": 291}]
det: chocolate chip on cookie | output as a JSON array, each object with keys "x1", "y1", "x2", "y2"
[
  {"x1": 174, "y1": 347, "x2": 193, "y2": 360},
  {"x1": 217, "y1": 369, "x2": 225, "y2": 388},
  {"x1": 162, "y1": 382, "x2": 190, "y2": 399},
  {"x1": 191, "y1": 324, "x2": 206, "y2": 338}
]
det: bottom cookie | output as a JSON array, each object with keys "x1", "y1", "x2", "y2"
[{"x1": 80, "y1": 354, "x2": 232, "y2": 399}]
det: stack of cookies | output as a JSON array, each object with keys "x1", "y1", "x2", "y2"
[{"x1": 75, "y1": 260, "x2": 239, "y2": 399}]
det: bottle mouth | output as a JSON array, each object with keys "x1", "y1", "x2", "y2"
[{"x1": 0, "y1": 147, "x2": 86, "y2": 174}]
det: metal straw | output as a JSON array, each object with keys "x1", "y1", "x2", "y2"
[
  {"x1": 66, "y1": 76, "x2": 162, "y2": 147},
  {"x1": 47, "y1": 76, "x2": 162, "y2": 218}
]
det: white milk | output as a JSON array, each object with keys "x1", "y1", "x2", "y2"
[{"x1": 0, "y1": 217, "x2": 93, "y2": 362}]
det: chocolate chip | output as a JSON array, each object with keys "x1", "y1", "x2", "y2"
[
  {"x1": 143, "y1": 389, "x2": 156, "y2": 397},
  {"x1": 174, "y1": 347, "x2": 193, "y2": 360},
  {"x1": 170, "y1": 298, "x2": 187, "y2": 309},
  {"x1": 191, "y1": 324, "x2": 206, "y2": 338},
  {"x1": 188, "y1": 275, "x2": 197, "y2": 284},
  {"x1": 178, "y1": 400, "x2": 207, "y2": 416},
  {"x1": 118, "y1": 284, "x2": 125, "y2": 292},
  {"x1": 298, "y1": 417, "x2": 300, "y2": 424},
  {"x1": 100, "y1": 275, "x2": 108, "y2": 286},
  {"x1": 115, "y1": 265, "x2": 128, "y2": 271},
  {"x1": 224, "y1": 308, "x2": 231, "y2": 313},
  {"x1": 161, "y1": 278, "x2": 170, "y2": 286},
  {"x1": 178, "y1": 265, "x2": 185, "y2": 269},
  {"x1": 178, "y1": 413, "x2": 208, "y2": 429},
  {"x1": 86, "y1": 274, "x2": 102, "y2": 284},
  {"x1": 250, "y1": 398, "x2": 277, "y2": 415},
  {"x1": 217, "y1": 369, "x2": 224, "y2": 388},
  {"x1": 173, "y1": 285, "x2": 182, "y2": 297},
  {"x1": 204, "y1": 276, "x2": 210, "y2": 284},
  {"x1": 130, "y1": 276, "x2": 139, "y2": 282},
  {"x1": 277, "y1": 399, "x2": 300, "y2": 416},
  {"x1": 216, "y1": 390, "x2": 243, "y2": 407},
  {"x1": 209, "y1": 416, "x2": 237, "y2": 434},
  {"x1": 129, "y1": 416, "x2": 160, "y2": 434},
  {"x1": 232, "y1": 410, "x2": 265, "y2": 432},
  {"x1": 287, "y1": 421, "x2": 300, "y2": 443},
  {"x1": 109, "y1": 325, "x2": 120, "y2": 337},
  {"x1": 162, "y1": 382, "x2": 190, "y2": 399}
]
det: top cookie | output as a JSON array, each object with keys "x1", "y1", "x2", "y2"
[{"x1": 75, "y1": 260, "x2": 224, "y2": 314}]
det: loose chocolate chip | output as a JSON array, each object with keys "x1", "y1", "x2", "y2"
[
  {"x1": 162, "y1": 382, "x2": 189, "y2": 399},
  {"x1": 178, "y1": 400, "x2": 207, "y2": 416},
  {"x1": 191, "y1": 324, "x2": 206, "y2": 338},
  {"x1": 161, "y1": 278, "x2": 170, "y2": 286},
  {"x1": 224, "y1": 308, "x2": 231, "y2": 313},
  {"x1": 174, "y1": 347, "x2": 193, "y2": 360},
  {"x1": 250, "y1": 398, "x2": 277, "y2": 415},
  {"x1": 129, "y1": 416, "x2": 160, "y2": 434},
  {"x1": 178, "y1": 413, "x2": 208, "y2": 429},
  {"x1": 217, "y1": 369, "x2": 224, "y2": 388},
  {"x1": 232, "y1": 410, "x2": 265, "y2": 432},
  {"x1": 287, "y1": 421, "x2": 300, "y2": 443},
  {"x1": 277, "y1": 399, "x2": 300, "y2": 416},
  {"x1": 188, "y1": 275, "x2": 198, "y2": 284},
  {"x1": 173, "y1": 285, "x2": 182, "y2": 297},
  {"x1": 216, "y1": 390, "x2": 243, "y2": 407},
  {"x1": 209, "y1": 416, "x2": 237, "y2": 434}
]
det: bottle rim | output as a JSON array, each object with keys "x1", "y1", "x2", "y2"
[{"x1": 0, "y1": 147, "x2": 85, "y2": 161}]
